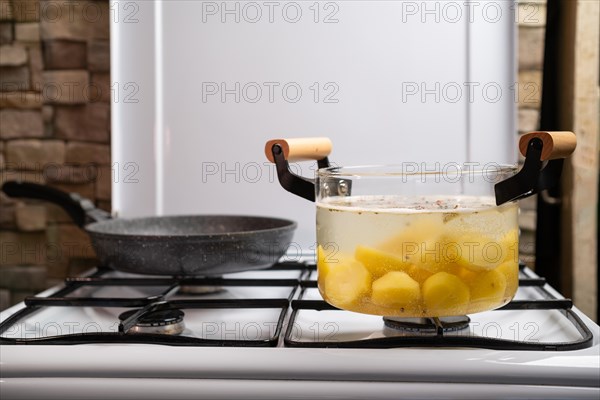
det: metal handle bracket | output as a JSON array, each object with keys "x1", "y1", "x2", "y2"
[
  {"x1": 271, "y1": 144, "x2": 330, "y2": 202},
  {"x1": 495, "y1": 138, "x2": 566, "y2": 205}
]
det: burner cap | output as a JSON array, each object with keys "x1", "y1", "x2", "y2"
[
  {"x1": 384, "y1": 316, "x2": 471, "y2": 334},
  {"x1": 178, "y1": 285, "x2": 225, "y2": 295},
  {"x1": 119, "y1": 308, "x2": 185, "y2": 335}
]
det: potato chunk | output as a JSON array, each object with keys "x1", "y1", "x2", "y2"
[
  {"x1": 422, "y1": 272, "x2": 470, "y2": 315},
  {"x1": 444, "y1": 233, "x2": 505, "y2": 272},
  {"x1": 407, "y1": 264, "x2": 434, "y2": 284},
  {"x1": 444, "y1": 209, "x2": 511, "y2": 239},
  {"x1": 323, "y1": 260, "x2": 372, "y2": 308},
  {"x1": 316, "y1": 245, "x2": 333, "y2": 281},
  {"x1": 355, "y1": 245, "x2": 411, "y2": 278},
  {"x1": 469, "y1": 269, "x2": 507, "y2": 303},
  {"x1": 378, "y1": 217, "x2": 443, "y2": 261},
  {"x1": 496, "y1": 260, "x2": 519, "y2": 297},
  {"x1": 499, "y1": 228, "x2": 519, "y2": 263},
  {"x1": 371, "y1": 271, "x2": 421, "y2": 308}
]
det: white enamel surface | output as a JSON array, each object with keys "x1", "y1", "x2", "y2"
[
  {"x1": 2, "y1": 380, "x2": 598, "y2": 400},
  {"x1": 1, "y1": 267, "x2": 599, "y2": 398},
  {"x1": 1, "y1": 346, "x2": 599, "y2": 388},
  {"x1": 112, "y1": 0, "x2": 517, "y2": 249}
]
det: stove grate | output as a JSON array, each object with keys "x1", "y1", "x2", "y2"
[
  {"x1": 0, "y1": 262, "x2": 307, "y2": 347},
  {"x1": 0, "y1": 263, "x2": 594, "y2": 350},
  {"x1": 284, "y1": 265, "x2": 594, "y2": 350}
]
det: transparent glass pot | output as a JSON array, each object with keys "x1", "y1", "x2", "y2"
[
  {"x1": 315, "y1": 164, "x2": 519, "y2": 317},
  {"x1": 265, "y1": 132, "x2": 576, "y2": 317}
]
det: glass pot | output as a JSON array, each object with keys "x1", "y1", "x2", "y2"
[
  {"x1": 265, "y1": 132, "x2": 576, "y2": 317},
  {"x1": 315, "y1": 165, "x2": 518, "y2": 317}
]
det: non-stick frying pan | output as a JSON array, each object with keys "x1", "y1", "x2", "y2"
[{"x1": 2, "y1": 181, "x2": 296, "y2": 276}]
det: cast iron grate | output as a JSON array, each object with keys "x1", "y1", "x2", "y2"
[
  {"x1": 0, "y1": 262, "x2": 308, "y2": 347},
  {"x1": 284, "y1": 264, "x2": 594, "y2": 350},
  {"x1": 0, "y1": 262, "x2": 594, "y2": 350}
]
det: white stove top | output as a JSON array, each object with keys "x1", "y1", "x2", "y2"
[{"x1": 1, "y1": 262, "x2": 599, "y2": 400}]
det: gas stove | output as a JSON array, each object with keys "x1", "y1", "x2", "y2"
[{"x1": 1, "y1": 259, "x2": 599, "y2": 399}]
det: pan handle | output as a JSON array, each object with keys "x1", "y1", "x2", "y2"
[{"x1": 1, "y1": 181, "x2": 111, "y2": 227}]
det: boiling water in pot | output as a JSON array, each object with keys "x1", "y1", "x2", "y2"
[{"x1": 316, "y1": 195, "x2": 519, "y2": 317}]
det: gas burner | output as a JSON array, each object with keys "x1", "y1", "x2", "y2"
[
  {"x1": 383, "y1": 316, "x2": 471, "y2": 334},
  {"x1": 178, "y1": 285, "x2": 225, "y2": 295},
  {"x1": 119, "y1": 308, "x2": 185, "y2": 335}
]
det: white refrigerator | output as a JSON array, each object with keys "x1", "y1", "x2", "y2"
[{"x1": 111, "y1": 0, "x2": 517, "y2": 250}]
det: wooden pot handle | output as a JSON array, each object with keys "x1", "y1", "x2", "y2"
[
  {"x1": 519, "y1": 131, "x2": 577, "y2": 161},
  {"x1": 265, "y1": 137, "x2": 332, "y2": 163}
]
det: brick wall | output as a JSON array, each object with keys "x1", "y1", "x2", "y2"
[{"x1": 0, "y1": 0, "x2": 110, "y2": 309}]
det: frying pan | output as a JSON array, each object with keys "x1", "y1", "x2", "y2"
[{"x1": 2, "y1": 181, "x2": 296, "y2": 276}]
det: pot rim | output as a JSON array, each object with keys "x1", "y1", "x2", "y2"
[{"x1": 317, "y1": 163, "x2": 519, "y2": 178}]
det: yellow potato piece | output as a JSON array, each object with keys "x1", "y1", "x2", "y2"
[
  {"x1": 496, "y1": 260, "x2": 519, "y2": 298},
  {"x1": 452, "y1": 264, "x2": 477, "y2": 283},
  {"x1": 469, "y1": 269, "x2": 507, "y2": 303},
  {"x1": 323, "y1": 260, "x2": 372, "y2": 308},
  {"x1": 422, "y1": 272, "x2": 470, "y2": 315},
  {"x1": 355, "y1": 245, "x2": 411, "y2": 278},
  {"x1": 444, "y1": 233, "x2": 505, "y2": 272},
  {"x1": 317, "y1": 244, "x2": 349, "y2": 281},
  {"x1": 444, "y1": 209, "x2": 511, "y2": 239},
  {"x1": 413, "y1": 239, "x2": 449, "y2": 272},
  {"x1": 317, "y1": 245, "x2": 354, "y2": 295},
  {"x1": 407, "y1": 264, "x2": 434, "y2": 284},
  {"x1": 377, "y1": 215, "x2": 454, "y2": 273},
  {"x1": 317, "y1": 245, "x2": 326, "y2": 264},
  {"x1": 317, "y1": 245, "x2": 335, "y2": 283},
  {"x1": 378, "y1": 216, "x2": 444, "y2": 258},
  {"x1": 371, "y1": 271, "x2": 421, "y2": 308},
  {"x1": 499, "y1": 228, "x2": 519, "y2": 263}
]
